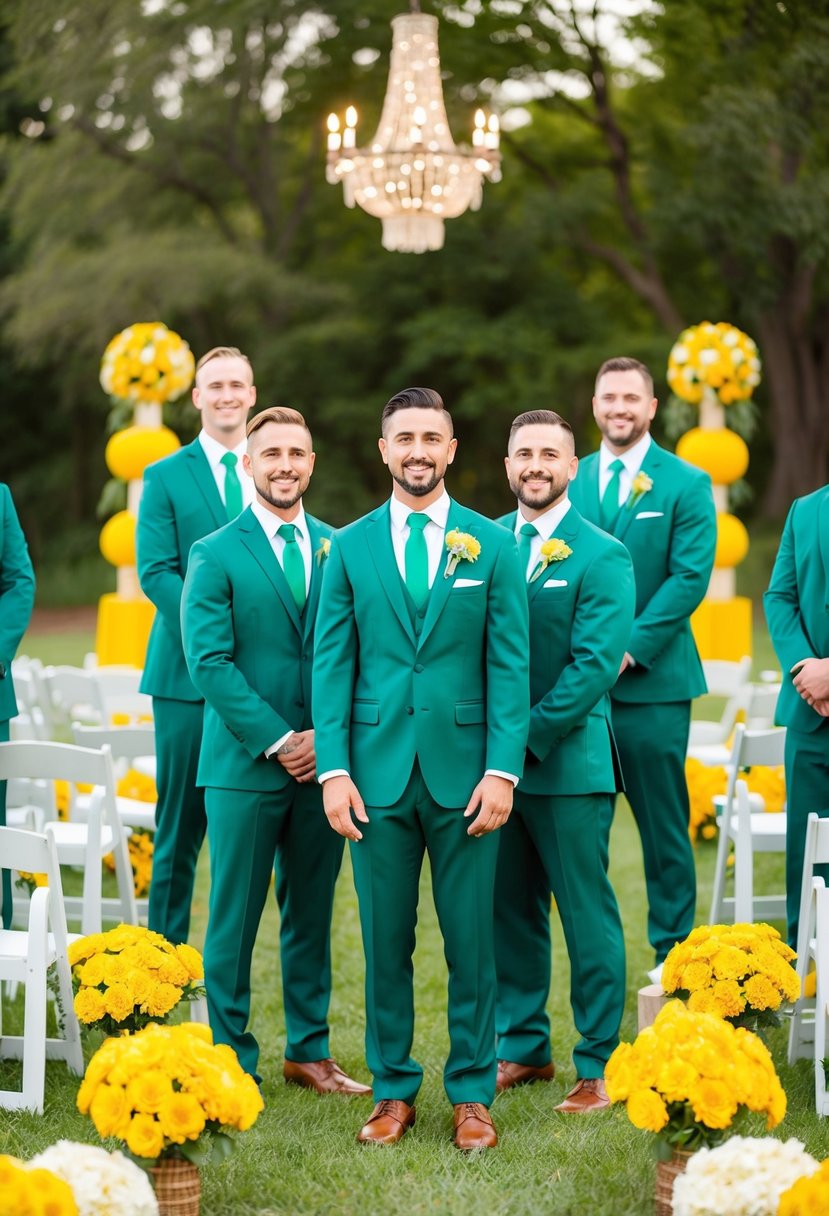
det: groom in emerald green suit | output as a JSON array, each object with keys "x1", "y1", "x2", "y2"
[
  {"x1": 495, "y1": 411, "x2": 634, "y2": 1114},
  {"x1": 138, "y1": 346, "x2": 256, "y2": 944},
  {"x1": 764, "y1": 483, "x2": 829, "y2": 946},
  {"x1": 181, "y1": 407, "x2": 369, "y2": 1095},
  {"x1": 313, "y1": 387, "x2": 530, "y2": 1150},
  {"x1": 569, "y1": 357, "x2": 716, "y2": 974}
]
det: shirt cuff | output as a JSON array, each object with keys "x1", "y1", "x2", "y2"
[
  {"x1": 485, "y1": 768, "x2": 519, "y2": 787},
  {"x1": 265, "y1": 730, "x2": 294, "y2": 758},
  {"x1": 318, "y1": 769, "x2": 349, "y2": 783}
]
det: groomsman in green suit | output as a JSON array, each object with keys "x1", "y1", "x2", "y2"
[
  {"x1": 313, "y1": 387, "x2": 530, "y2": 1150},
  {"x1": 0, "y1": 483, "x2": 35, "y2": 927},
  {"x1": 181, "y1": 407, "x2": 369, "y2": 1094},
  {"x1": 495, "y1": 411, "x2": 634, "y2": 1114},
  {"x1": 137, "y1": 346, "x2": 256, "y2": 944},
  {"x1": 764, "y1": 484, "x2": 829, "y2": 947},
  {"x1": 569, "y1": 357, "x2": 716, "y2": 974}
]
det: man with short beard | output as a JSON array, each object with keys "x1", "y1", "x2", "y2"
[
  {"x1": 494, "y1": 410, "x2": 634, "y2": 1113},
  {"x1": 181, "y1": 407, "x2": 370, "y2": 1097},
  {"x1": 313, "y1": 387, "x2": 529, "y2": 1150}
]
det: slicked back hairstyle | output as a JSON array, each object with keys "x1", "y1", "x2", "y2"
[
  {"x1": 246, "y1": 406, "x2": 311, "y2": 444},
  {"x1": 196, "y1": 345, "x2": 252, "y2": 376},
  {"x1": 594, "y1": 356, "x2": 654, "y2": 399},
  {"x1": 381, "y1": 386, "x2": 453, "y2": 436},
  {"x1": 508, "y1": 410, "x2": 575, "y2": 453}
]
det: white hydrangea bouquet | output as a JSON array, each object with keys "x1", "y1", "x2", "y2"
[
  {"x1": 29, "y1": 1142, "x2": 158, "y2": 1216},
  {"x1": 672, "y1": 1136, "x2": 819, "y2": 1216}
]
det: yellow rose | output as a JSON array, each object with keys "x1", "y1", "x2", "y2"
[
  {"x1": 626, "y1": 1089, "x2": 669, "y2": 1133},
  {"x1": 158, "y1": 1092, "x2": 207, "y2": 1143},
  {"x1": 125, "y1": 1112, "x2": 166, "y2": 1160},
  {"x1": 89, "y1": 1081, "x2": 131, "y2": 1138},
  {"x1": 655, "y1": 1058, "x2": 698, "y2": 1104},
  {"x1": 605, "y1": 1042, "x2": 636, "y2": 1101},
  {"x1": 127, "y1": 1068, "x2": 174, "y2": 1114},
  {"x1": 690, "y1": 1077, "x2": 738, "y2": 1129}
]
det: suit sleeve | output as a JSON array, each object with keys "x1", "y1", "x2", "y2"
[
  {"x1": 527, "y1": 542, "x2": 635, "y2": 761},
  {"x1": 137, "y1": 464, "x2": 186, "y2": 643},
  {"x1": 0, "y1": 486, "x2": 35, "y2": 665},
  {"x1": 484, "y1": 530, "x2": 530, "y2": 776},
  {"x1": 628, "y1": 470, "x2": 716, "y2": 668},
  {"x1": 764, "y1": 500, "x2": 815, "y2": 674},
  {"x1": 312, "y1": 538, "x2": 358, "y2": 776},
  {"x1": 182, "y1": 541, "x2": 294, "y2": 758}
]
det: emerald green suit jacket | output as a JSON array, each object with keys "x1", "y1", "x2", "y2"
[
  {"x1": 569, "y1": 442, "x2": 715, "y2": 704},
  {"x1": 0, "y1": 484, "x2": 35, "y2": 722},
  {"x1": 764, "y1": 486, "x2": 829, "y2": 734},
  {"x1": 313, "y1": 499, "x2": 530, "y2": 808},
  {"x1": 499, "y1": 506, "x2": 634, "y2": 796},
  {"x1": 137, "y1": 439, "x2": 228, "y2": 702},
  {"x1": 181, "y1": 507, "x2": 332, "y2": 792}
]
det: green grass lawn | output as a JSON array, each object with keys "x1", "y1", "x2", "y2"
[{"x1": 2, "y1": 618, "x2": 827, "y2": 1214}]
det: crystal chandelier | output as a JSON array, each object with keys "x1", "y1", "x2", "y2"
[{"x1": 326, "y1": 4, "x2": 501, "y2": 253}]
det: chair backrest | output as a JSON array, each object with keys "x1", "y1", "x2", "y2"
[
  {"x1": 90, "y1": 669, "x2": 151, "y2": 725},
  {"x1": 723, "y1": 724, "x2": 787, "y2": 805},
  {"x1": 0, "y1": 739, "x2": 115, "y2": 788},
  {"x1": 41, "y1": 666, "x2": 105, "y2": 727},
  {"x1": 806, "y1": 814, "x2": 829, "y2": 868},
  {"x1": 10, "y1": 658, "x2": 51, "y2": 741},
  {"x1": 71, "y1": 723, "x2": 156, "y2": 764},
  {"x1": 703, "y1": 657, "x2": 753, "y2": 697},
  {"x1": 0, "y1": 825, "x2": 70, "y2": 943},
  {"x1": 744, "y1": 683, "x2": 780, "y2": 728}
]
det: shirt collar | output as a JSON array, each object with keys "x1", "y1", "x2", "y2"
[
  {"x1": 389, "y1": 489, "x2": 451, "y2": 533},
  {"x1": 199, "y1": 429, "x2": 247, "y2": 471},
  {"x1": 515, "y1": 495, "x2": 571, "y2": 541},
  {"x1": 250, "y1": 498, "x2": 308, "y2": 541},
  {"x1": 599, "y1": 431, "x2": 651, "y2": 477}
]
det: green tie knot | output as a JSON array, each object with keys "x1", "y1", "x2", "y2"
[
  {"x1": 609, "y1": 458, "x2": 625, "y2": 474},
  {"x1": 277, "y1": 523, "x2": 297, "y2": 544},
  {"x1": 407, "y1": 513, "x2": 429, "y2": 532}
]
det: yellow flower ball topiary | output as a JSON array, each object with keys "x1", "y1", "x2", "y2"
[
  {"x1": 667, "y1": 321, "x2": 761, "y2": 405},
  {"x1": 714, "y1": 512, "x2": 749, "y2": 568},
  {"x1": 675, "y1": 427, "x2": 749, "y2": 484},
  {"x1": 99, "y1": 510, "x2": 137, "y2": 567},
  {"x1": 100, "y1": 323, "x2": 195, "y2": 406},
  {"x1": 105, "y1": 425, "x2": 180, "y2": 482}
]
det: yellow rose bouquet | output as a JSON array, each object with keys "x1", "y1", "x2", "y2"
[
  {"x1": 778, "y1": 1158, "x2": 829, "y2": 1215},
  {"x1": 77, "y1": 1021, "x2": 264, "y2": 1167},
  {"x1": 661, "y1": 923, "x2": 800, "y2": 1033},
  {"x1": 0, "y1": 1154, "x2": 79, "y2": 1216},
  {"x1": 69, "y1": 924, "x2": 205, "y2": 1036},
  {"x1": 605, "y1": 1001, "x2": 786, "y2": 1157}
]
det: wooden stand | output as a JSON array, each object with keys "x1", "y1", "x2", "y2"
[{"x1": 638, "y1": 984, "x2": 668, "y2": 1031}]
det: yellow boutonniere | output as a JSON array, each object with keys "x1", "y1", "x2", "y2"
[
  {"x1": 627, "y1": 471, "x2": 653, "y2": 508},
  {"x1": 530, "y1": 537, "x2": 573, "y2": 582},
  {"x1": 444, "y1": 529, "x2": 481, "y2": 577},
  {"x1": 315, "y1": 538, "x2": 331, "y2": 566}
]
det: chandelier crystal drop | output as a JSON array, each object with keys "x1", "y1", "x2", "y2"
[{"x1": 326, "y1": 10, "x2": 501, "y2": 253}]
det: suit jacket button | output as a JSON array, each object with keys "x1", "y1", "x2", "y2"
[
  {"x1": 405, "y1": 706, "x2": 414, "y2": 715},
  {"x1": 414, "y1": 663, "x2": 424, "y2": 673}
]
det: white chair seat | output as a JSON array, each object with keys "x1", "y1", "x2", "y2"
[
  {"x1": 73, "y1": 791, "x2": 155, "y2": 832},
  {"x1": 45, "y1": 819, "x2": 122, "y2": 862},
  {"x1": 716, "y1": 810, "x2": 787, "y2": 849},
  {"x1": 690, "y1": 742, "x2": 733, "y2": 766},
  {"x1": 132, "y1": 754, "x2": 156, "y2": 780}
]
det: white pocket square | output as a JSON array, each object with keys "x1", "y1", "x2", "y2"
[
  {"x1": 453, "y1": 578, "x2": 483, "y2": 588},
  {"x1": 635, "y1": 510, "x2": 664, "y2": 519},
  {"x1": 543, "y1": 578, "x2": 569, "y2": 588}
]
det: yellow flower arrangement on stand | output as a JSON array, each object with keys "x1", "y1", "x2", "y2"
[
  {"x1": 661, "y1": 923, "x2": 800, "y2": 1033},
  {"x1": 0, "y1": 1155, "x2": 79, "y2": 1216},
  {"x1": 668, "y1": 320, "x2": 760, "y2": 662},
  {"x1": 97, "y1": 323, "x2": 193, "y2": 666}
]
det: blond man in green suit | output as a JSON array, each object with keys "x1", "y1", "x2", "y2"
[
  {"x1": 569, "y1": 357, "x2": 716, "y2": 973},
  {"x1": 313, "y1": 388, "x2": 530, "y2": 1151},
  {"x1": 764, "y1": 485, "x2": 829, "y2": 946},
  {"x1": 137, "y1": 346, "x2": 256, "y2": 944},
  {"x1": 181, "y1": 408, "x2": 369, "y2": 1095},
  {"x1": 0, "y1": 483, "x2": 35, "y2": 927}
]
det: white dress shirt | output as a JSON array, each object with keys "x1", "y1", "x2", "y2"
[
  {"x1": 389, "y1": 490, "x2": 450, "y2": 587},
  {"x1": 514, "y1": 497, "x2": 572, "y2": 580},
  {"x1": 598, "y1": 432, "x2": 651, "y2": 511},
  {"x1": 198, "y1": 430, "x2": 254, "y2": 511}
]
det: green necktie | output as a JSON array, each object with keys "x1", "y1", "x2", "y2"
[
  {"x1": 277, "y1": 523, "x2": 306, "y2": 612},
  {"x1": 405, "y1": 513, "x2": 430, "y2": 609},
  {"x1": 517, "y1": 521, "x2": 537, "y2": 582},
  {"x1": 600, "y1": 458, "x2": 625, "y2": 531},
  {"x1": 221, "y1": 451, "x2": 244, "y2": 520}
]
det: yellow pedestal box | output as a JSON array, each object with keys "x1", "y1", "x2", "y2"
[
  {"x1": 691, "y1": 597, "x2": 753, "y2": 662},
  {"x1": 95, "y1": 593, "x2": 155, "y2": 667}
]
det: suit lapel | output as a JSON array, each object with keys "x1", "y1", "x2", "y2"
[
  {"x1": 238, "y1": 509, "x2": 302, "y2": 635},
  {"x1": 614, "y1": 442, "x2": 662, "y2": 544},
  {"x1": 819, "y1": 492, "x2": 829, "y2": 610},
  {"x1": 303, "y1": 515, "x2": 327, "y2": 637},
  {"x1": 184, "y1": 440, "x2": 227, "y2": 530},
  {"x1": 366, "y1": 506, "x2": 417, "y2": 644},
  {"x1": 528, "y1": 504, "x2": 580, "y2": 601},
  {"x1": 418, "y1": 499, "x2": 464, "y2": 650}
]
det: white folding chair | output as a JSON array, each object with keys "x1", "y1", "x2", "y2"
[
  {"x1": 70, "y1": 723, "x2": 157, "y2": 831},
  {"x1": 788, "y1": 814, "x2": 829, "y2": 1101},
  {"x1": 40, "y1": 665, "x2": 105, "y2": 731},
  {"x1": 743, "y1": 682, "x2": 780, "y2": 729},
  {"x1": 10, "y1": 657, "x2": 51, "y2": 741},
  {"x1": 0, "y1": 826, "x2": 83, "y2": 1113},
  {"x1": 90, "y1": 668, "x2": 152, "y2": 726},
  {"x1": 0, "y1": 741, "x2": 137, "y2": 935},
  {"x1": 688, "y1": 657, "x2": 752, "y2": 749},
  {"x1": 709, "y1": 724, "x2": 788, "y2": 924},
  {"x1": 814, "y1": 882, "x2": 829, "y2": 1117}
]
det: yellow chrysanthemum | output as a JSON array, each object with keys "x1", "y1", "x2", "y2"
[
  {"x1": 104, "y1": 982, "x2": 136, "y2": 1023},
  {"x1": 144, "y1": 982, "x2": 182, "y2": 1018},
  {"x1": 74, "y1": 987, "x2": 108, "y2": 1024},
  {"x1": 175, "y1": 943, "x2": 204, "y2": 981}
]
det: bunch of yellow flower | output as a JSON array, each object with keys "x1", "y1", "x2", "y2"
[
  {"x1": 778, "y1": 1159, "x2": 829, "y2": 1215},
  {"x1": 668, "y1": 321, "x2": 761, "y2": 406},
  {"x1": 100, "y1": 323, "x2": 195, "y2": 406},
  {"x1": 0, "y1": 1154, "x2": 78, "y2": 1216},
  {"x1": 605, "y1": 1000, "x2": 786, "y2": 1152},
  {"x1": 69, "y1": 924, "x2": 204, "y2": 1035},
  {"x1": 77, "y1": 1021, "x2": 264, "y2": 1166},
  {"x1": 103, "y1": 770, "x2": 157, "y2": 896},
  {"x1": 685, "y1": 759, "x2": 786, "y2": 844},
  {"x1": 662, "y1": 923, "x2": 800, "y2": 1031}
]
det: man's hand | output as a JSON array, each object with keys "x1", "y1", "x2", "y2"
[
  {"x1": 619, "y1": 652, "x2": 634, "y2": 675},
  {"x1": 463, "y1": 775, "x2": 514, "y2": 837},
  {"x1": 791, "y1": 658, "x2": 829, "y2": 707},
  {"x1": 322, "y1": 775, "x2": 369, "y2": 841},
  {"x1": 275, "y1": 730, "x2": 317, "y2": 783}
]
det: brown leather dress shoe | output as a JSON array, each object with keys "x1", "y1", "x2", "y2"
[
  {"x1": 357, "y1": 1100, "x2": 416, "y2": 1144},
  {"x1": 495, "y1": 1059, "x2": 556, "y2": 1094},
  {"x1": 284, "y1": 1058, "x2": 372, "y2": 1096},
  {"x1": 554, "y1": 1077, "x2": 610, "y2": 1113},
  {"x1": 453, "y1": 1102, "x2": 498, "y2": 1150}
]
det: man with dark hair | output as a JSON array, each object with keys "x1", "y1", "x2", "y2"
[
  {"x1": 313, "y1": 387, "x2": 529, "y2": 1150},
  {"x1": 495, "y1": 410, "x2": 634, "y2": 1113},
  {"x1": 181, "y1": 407, "x2": 369, "y2": 1095},
  {"x1": 138, "y1": 346, "x2": 256, "y2": 944},
  {"x1": 569, "y1": 358, "x2": 716, "y2": 977}
]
